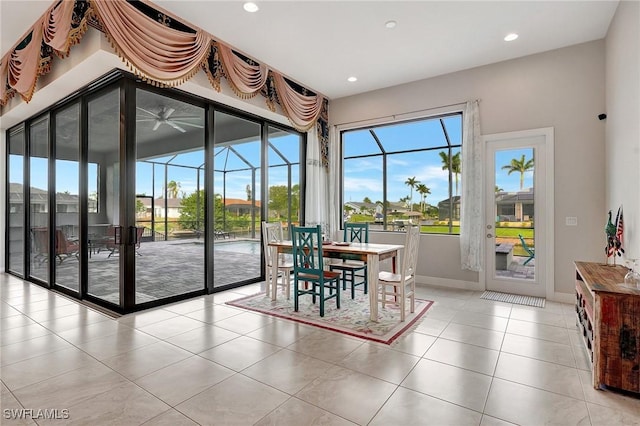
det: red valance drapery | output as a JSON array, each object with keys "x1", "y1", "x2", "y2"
[{"x1": 1, "y1": 0, "x2": 329, "y2": 164}]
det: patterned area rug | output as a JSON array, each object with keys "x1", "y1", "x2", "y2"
[
  {"x1": 227, "y1": 291, "x2": 433, "y2": 345},
  {"x1": 481, "y1": 290, "x2": 546, "y2": 308}
]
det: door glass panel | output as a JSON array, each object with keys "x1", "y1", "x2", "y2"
[
  {"x1": 87, "y1": 88, "x2": 121, "y2": 305},
  {"x1": 29, "y1": 116, "x2": 50, "y2": 283},
  {"x1": 55, "y1": 103, "x2": 81, "y2": 292},
  {"x1": 135, "y1": 89, "x2": 205, "y2": 303},
  {"x1": 8, "y1": 128, "x2": 25, "y2": 276},
  {"x1": 213, "y1": 111, "x2": 262, "y2": 288},
  {"x1": 267, "y1": 126, "x2": 301, "y2": 239},
  {"x1": 494, "y1": 148, "x2": 535, "y2": 280}
]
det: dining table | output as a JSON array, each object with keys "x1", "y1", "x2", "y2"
[{"x1": 268, "y1": 240, "x2": 404, "y2": 321}]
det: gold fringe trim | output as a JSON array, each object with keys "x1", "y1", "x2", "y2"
[
  {"x1": 52, "y1": 11, "x2": 91, "y2": 59},
  {"x1": 202, "y1": 60, "x2": 221, "y2": 93}
]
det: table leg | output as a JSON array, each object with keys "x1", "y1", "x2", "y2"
[{"x1": 368, "y1": 253, "x2": 379, "y2": 321}]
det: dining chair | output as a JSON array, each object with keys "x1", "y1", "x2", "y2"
[
  {"x1": 291, "y1": 225, "x2": 341, "y2": 317},
  {"x1": 54, "y1": 229, "x2": 80, "y2": 264},
  {"x1": 262, "y1": 221, "x2": 293, "y2": 299},
  {"x1": 518, "y1": 234, "x2": 535, "y2": 265},
  {"x1": 329, "y1": 222, "x2": 369, "y2": 299},
  {"x1": 378, "y1": 225, "x2": 420, "y2": 321}
]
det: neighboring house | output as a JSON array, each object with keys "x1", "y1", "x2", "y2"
[
  {"x1": 437, "y1": 190, "x2": 534, "y2": 222},
  {"x1": 224, "y1": 198, "x2": 261, "y2": 216}
]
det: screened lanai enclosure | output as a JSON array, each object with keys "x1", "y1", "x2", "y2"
[{"x1": 5, "y1": 71, "x2": 304, "y2": 314}]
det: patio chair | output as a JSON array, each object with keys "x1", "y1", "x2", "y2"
[
  {"x1": 518, "y1": 234, "x2": 535, "y2": 265},
  {"x1": 54, "y1": 229, "x2": 80, "y2": 264},
  {"x1": 291, "y1": 225, "x2": 341, "y2": 317},
  {"x1": 262, "y1": 221, "x2": 293, "y2": 299},
  {"x1": 330, "y1": 222, "x2": 369, "y2": 299},
  {"x1": 378, "y1": 225, "x2": 420, "y2": 321}
]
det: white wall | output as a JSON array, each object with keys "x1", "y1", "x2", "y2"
[
  {"x1": 330, "y1": 40, "x2": 607, "y2": 298},
  {"x1": 606, "y1": 0, "x2": 640, "y2": 260}
]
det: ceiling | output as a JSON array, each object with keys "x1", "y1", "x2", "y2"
[{"x1": 1, "y1": 1, "x2": 619, "y2": 100}]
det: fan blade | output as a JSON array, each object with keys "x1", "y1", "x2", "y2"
[
  {"x1": 170, "y1": 120, "x2": 204, "y2": 129},
  {"x1": 136, "y1": 118, "x2": 157, "y2": 122},
  {"x1": 152, "y1": 121, "x2": 161, "y2": 131},
  {"x1": 166, "y1": 120, "x2": 186, "y2": 133},
  {"x1": 162, "y1": 108, "x2": 176, "y2": 119},
  {"x1": 170, "y1": 116, "x2": 202, "y2": 121},
  {"x1": 136, "y1": 107, "x2": 160, "y2": 119}
]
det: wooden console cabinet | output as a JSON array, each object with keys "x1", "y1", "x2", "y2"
[{"x1": 575, "y1": 261, "x2": 640, "y2": 393}]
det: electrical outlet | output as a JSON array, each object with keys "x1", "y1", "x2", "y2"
[{"x1": 566, "y1": 216, "x2": 578, "y2": 226}]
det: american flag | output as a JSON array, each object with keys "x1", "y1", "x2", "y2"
[{"x1": 615, "y1": 206, "x2": 624, "y2": 256}]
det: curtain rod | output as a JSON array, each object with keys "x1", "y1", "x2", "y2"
[{"x1": 334, "y1": 99, "x2": 479, "y2": 128}]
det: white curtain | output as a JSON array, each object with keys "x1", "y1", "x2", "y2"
[
  {"x1": 328, "y1": 126, "x2": 342, "y2": 240},
  {"x1": 460, "y1": 100, "x2": 484, "y2": 271},
  {"x1": 305, "y1": 126, "x2": 329, "y2": 234}
]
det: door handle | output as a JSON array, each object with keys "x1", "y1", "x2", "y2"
[
  {"x1": 487, "y1": 233, "x2": 493, "y2": 238},
  {"x1": 114, "y1": 226, "x2": 123, "y2": 245},
  {"x1": 128, "y1": 226, "x2": 138, "y2": 245}
]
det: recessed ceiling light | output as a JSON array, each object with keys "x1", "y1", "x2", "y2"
[
  {"x1": 504, "y1": 33, "x2": 519, "y2": 42},
  {"x1": 385, "y1": 20, "x2": 397, "y2": 29},
  {"x1": 347, "y1": 76, "x2": 358, "y2": 82},
  {"x1": 243, "y1": 2, "x2": 259, "y2": 12}
]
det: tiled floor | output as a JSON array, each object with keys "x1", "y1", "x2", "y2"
[{"x1": 2, "y1": 273, "x2": 639, "y2": 425}]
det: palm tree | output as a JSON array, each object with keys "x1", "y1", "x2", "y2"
[
  {"x1": 416, "y1": 183, "x2": 431, "y2": 213},
  {"x1": 439, "y1": 151, "x2": 461, "y2": 196},
  {"x1": 501, "y1": 155, "x2": 534, "y2": 190},
  {"x1": 404, "y1": 176, "x2": 420, "y2": 211},
  {"x1": 167, "y1": 180, "x2": 181, "y2": 198}
]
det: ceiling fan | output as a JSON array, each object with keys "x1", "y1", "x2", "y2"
[{"x1": 136, "y1": 106, "x2": 204, "y2": 133}]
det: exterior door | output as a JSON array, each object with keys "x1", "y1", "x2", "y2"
[{"x1": 483, "y1": 128, "x2": 554, "y2": 298}]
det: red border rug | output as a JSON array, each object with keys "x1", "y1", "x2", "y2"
[{"x1": 226, "y1": 291, "x2": 433, "y2": 345}]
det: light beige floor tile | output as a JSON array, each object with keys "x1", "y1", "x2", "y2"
[
  {"x1": 25, "y1": 303, "x2": 87, "y2": 323},
  {"x1": 211, "y1": 291, "x2": 249, "y2": 304},
  {"x1": 370, "y1": 386, "x2": 483, "y2": 426},
  {"x1": 1, "y1": 346, "x2": 99, "y2": 391},
  {"x1": 198, "y1": 335, "x2": 281, "y2": 371},
  {"x1": 480, "y1": 414, "x2": 518, "y2": 426},
  {"x1": 176, "y1": 374, "x2": 288, "y2": 425},
  {"x1": 243, "y1": 348, "x2": 333, "y2": 394},
  {"x1": 440, "y1": 322, "x2": 505, "y2": 350},
  {"x1": 0, "y1": 334, "x2": 72, "y2": 366},
  {"x1": 1, "y1": 314, "x2": 35, "y2": 331},
  {"x1": 485, "y1": 378, "x2": 590, "y2": 426},
  {"x1": 102, "y1": 341, "x2": 192, "y2": 380},
  {"x1": 37, "y1": 382, "x2": 169, "y2": 426},
  {"x1": 1, "y1": 323, "x2": 51, "y2": 346},
  {"x1": 452, "y1": 310, "x2": 509, "y2": 332},
  {"x1": 412, "y1": 317, "x2": 449, "y2": 336},
  {"x1": 571, "y1": 343, "x2": 592, "y2": 371},
  {"x1": 401, "y1": 358, "x2": 492, "y2": 412},
  {"x1": 213, "y1": 311, "x2": 276, "y2": 334},
  {"x1": 255, "y1": 397, "x2": 356, "y2": 426},
  {"x1": 286, "y1": 330, "x2": 363, "y2": 364},
  {"x1": 74, "y1": 328, "x2": 159, "y2": 360},
  {"x1": 1, "y1": 391, "x2": 37, "y2": 425},
  {"x1": 162, "y1": 298, "x2": 212, "y2": 315},
  {"x1": 15, "y1": 296, "x2": 76, "y2": 314},
  {"x1": 506, "y1": 318, "x2": 570, "y2": 343},
  {"x1": 138, "y1": 315, "x2": 205, "y2": 340},
  {"x1": 296, "y1": 365, "x2": 397, "y2": 425},
  {"x1": 135, "y1": 355, "x2": 234, "y2": 406},
  {"x1": 494, "y1": 352, "x2": 584, "y2": 399},
  {"x1": 501, "y1": 333, "x2": 576, "y2": 368},
  {"x1": 117, "y1": 308, "x2": 179, "y2": 328},
  {"x1": 587, "y1": 401, "x2": 640, "y2": 426},
  {"x1": 165, "y1": 324, "x2": 240, "y2": 353},
  {"x1": 246, "y1": 319, "x2": 316, "y2": 347},
  {"x1": 510, "y1": 307, "x2": 566, "y2": 327},
  {"x1": 12, "y1": 363, "x2": 129, "y2": 410},
  {"x1": 55, "y1": 320, "x2": 132, "y2": 345},
  {"x1": 578, "y1": 369, "x2": 640, "y2": 416},
  {"x1": 0, "y1": 304, "x2": 21, "y2": 318},
  {"x1": 339, "y1": 343, "x2": 420, "y2": 384},
  {"x1": 388, "y1": 330, "x2": 436, "y2": 357},
  {"x1": 462, "y1": 299, "x2": 513, "y2": 318},
  {"x1": 425, "y1": 338, "x2": 500, "y2": 376},
  {"x1": 183, "y1": 304, "x2": 243, "y2": 324},
  {"x1": 142, "y1": 408, "x2": 199, "y2": 425},
  {"x1": 423, "y1": 304, "x2": 459, "y2": 321},
  {"x1": 40, "y1": 311, "x2": 110, "y2": 333}
]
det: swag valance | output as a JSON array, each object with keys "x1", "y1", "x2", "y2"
[{"x1": 1, "y1": 0, "x2": 329, "y2": 167}]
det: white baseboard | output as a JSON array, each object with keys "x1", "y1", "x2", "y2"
[
  {"x1": 551, "y1": 291, "x2": 575, "y2": 304},
  {"x1": 416, "y1": 275, "x2": 483, "y2": 291}
]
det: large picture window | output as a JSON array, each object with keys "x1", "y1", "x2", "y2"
[{"x1": 341, "y1": 113, "x2": 462, "y2": 234}]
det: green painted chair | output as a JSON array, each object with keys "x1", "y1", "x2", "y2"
[
  {"x1": 291, "y1": 225, "x2": 341, "y2": 317},
  {"x1": 330, "y1": 223, "x2": 369, "y2": 299},
  {"x1": 518, "y1": 234, "x2": 535, "y2": 265}
]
